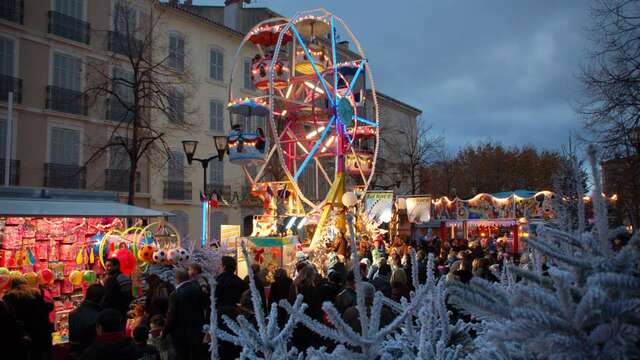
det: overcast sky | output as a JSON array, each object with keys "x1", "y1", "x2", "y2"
[{"x1": 200, "y1": 0, "x2": 593, "y2": 153}]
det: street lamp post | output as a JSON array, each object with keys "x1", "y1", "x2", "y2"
[{"x1": 182, "y1": 135, "x2": 229, "y2": 248}]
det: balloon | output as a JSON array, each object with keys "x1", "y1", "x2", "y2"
[
  {"x1": 24, "y1": 272, "x2": 39, "y2": 287},
  {"x1": 0, "y1": 267, "x2": 9, "y2": 275},
  {"x1": 152, "y1": 250, "x2": 166, "y2": 264},
  {"x1": 167, "y1": 249, "x2": 181, "y2": 263},
  {"x1": 114, "y1": 248, "x2": 136, "y2": 276},
  {"x1": 9, "y1": 270, "x2": 23, "y2": 279},
  {"x1": 137, "y1": 245, "x2": 155, "y2": 262},
  {"x1": 83, "y1": 270, "x2": 97, "y2": 284},
  {"x1": 39, "y1": 268, "x2": 55, "y2": 284},
  {"x1": 0, "y1": 274, "x2": 10, "y2": 289},
  {"x1": 69, "y1": 270, "x2": 83, "y2": 286}
]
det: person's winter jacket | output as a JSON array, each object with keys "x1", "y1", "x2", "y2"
[{"x1": 69, "y1": 300, "x2": 102, "y2": 355}]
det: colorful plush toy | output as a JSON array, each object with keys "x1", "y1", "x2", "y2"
[
  {"x1": 137, "y1": 245, "x2": 155, "y2": 262},
  {"x1": 152, "y1": 249, "x2": 166, "y2": 263},
  {"x1": 178, "y1": 248, "x2": 190, "y2": 262},
  {"x1": 167, "y1": 249, "x2": 181, "y2": 264}
]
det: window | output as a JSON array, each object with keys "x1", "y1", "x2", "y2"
[
  {"x1": 167, "y1": 89, "x2": 184, "y2": 123},
  {"x1": 168, "y1": 33, "x2": 184, "y2": 71},
  {"x1": 0, "y1": 119, "x2": 6, "y2": 159},
  {"x1": 168, "y1": 150, "x2": 184, "y2": 180},
  {"x1": 50, "y1": 127, "x2": 80, "y2": 165},
  {"x1": 170, "y1": 210, "x2": 190, "y2": 244},
  {"x1": 209, "y1": 211, "x2": 228, "y2": 242},
  {"x1": 209, "y1": 99, "x2": 224, "y2": 132},
  {"x1": 0, "y1": 37, "x2": 15, "y2": 76},
  {"x1": 243, "y1": 115, "x2": 264, "y2": 131},
  {"x1": 209, "y1": 48, "x2": 223, "y2": 81},
  {"x1": 54, "y1": 0, "x2": 84, "y2": 19},
  {"x1": 209, "y1": 159, "x2": 223, "y2": 185},
  {"x1": 113, "y1": 1, "x2": 137, "y2": 33},
  {"x1": 112, "y1": 67, "x2": 134, "y2": 104},
  {"x1": 243, "y1": 58, "x2": 254, "y2": 90},
  {"x1": 53, "y1": 52, "x2": 82, "y2": 91},
  {"x1": 108, "y1": 138, "x2": 129, "y2": 169}
]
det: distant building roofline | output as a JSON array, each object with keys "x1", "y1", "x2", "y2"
[{"x1": 369, "y1": 90, "x2": 422, "y2": 115}]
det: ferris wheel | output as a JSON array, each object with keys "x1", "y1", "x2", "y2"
[{"x1": 226, "y1": 9, "x2": 380, "y2": 246}]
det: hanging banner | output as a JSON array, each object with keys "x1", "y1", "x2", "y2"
[
  {"x1": 406, "y1": 196, "x2": 432, "y2": 223},
  {"x1": 364, "y1": 191, "x2": 394, "y2": 225}
]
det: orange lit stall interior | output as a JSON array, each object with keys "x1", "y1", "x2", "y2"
[{"x1": 0, "y1": 188, "x2": 173, "y2": 344}]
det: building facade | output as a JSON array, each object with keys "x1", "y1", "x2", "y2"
[{"x1": 0, "y1": 0, "x2": 421, "y2": 244}]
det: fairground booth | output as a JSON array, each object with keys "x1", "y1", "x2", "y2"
[
  {"x1": 0, "y1": 187, "x2": 175, "y2": 345},
  {"x1": 405, "y1": 190, "x2": 556, "y2": 256}
]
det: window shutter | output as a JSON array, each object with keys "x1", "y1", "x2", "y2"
[
  {"x1": 168, "y1": 150, "x2": 184, "y2": 180},
  {"x1": 0, "y1": 119, "x2": 6, "y2": 159},
  {"x1": 209, "y1": 160, "x2": 223, "y2": 185}
]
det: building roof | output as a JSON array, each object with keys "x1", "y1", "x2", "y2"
[
  {"x1": 370, "y1": 90, "x2": 423, "y2": 115},
  {"x1": 161, "y1": 3, "x2": 245, "y2": 38}
]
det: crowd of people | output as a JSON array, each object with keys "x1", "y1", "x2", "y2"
[{"x1": 6, "y1": 228, "x2": 627, "y2": 359}]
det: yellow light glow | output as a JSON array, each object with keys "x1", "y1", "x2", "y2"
[
  {"x1": 303, "y1": 81, "x2": 324, "y2": 94},
  {"x1": 321, "y1": 135, "x2": 335, "y2": 153},
  {"x1": 285, "y1": 84, "x2": 293, "y2": 99},
  {"x1": 305, "y1": 126, "x2": 325, "y2": 139}
]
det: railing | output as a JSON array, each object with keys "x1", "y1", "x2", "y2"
[
  {"x1": 104, "y1": 169, "x2": 141, "y2": 192},
  {"x1": 163, "y1": 180, "x2": 191, "y2": 200},
  {"x1": 48, "y1": 10, "x2": 90, "y2": 44},
  {"x1": 105, "y1": 98, "x2": 134, "y2": 122},
  {"x1": 0, "y1": 74, "x2": 21, "y2": 103},
  {"x1": 46, "y1": 86, "x2": 87, "y2": 115},
  {"x1": 0, "y1": 159, "x2": 19, "y2": 185},
  {"x1": 0, "y1": 0, "x2": 23, "y2": 24},
  {"x1": 107, "y1": 31, "x2": 143, "y2": 57},
  {"x1": 206, "y1": 183, "x2": 231, "y2": 199},
  {"x1": 43, "y1": 163, "x2": 86, "y2": 189}
]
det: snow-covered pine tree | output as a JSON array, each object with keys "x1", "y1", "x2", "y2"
[
  {"x1": 448, "y1": 147, "x2": 640, "y2": 359},
  {"x1": 208, "y1": 241, "x2": 305, "y2": 360}
]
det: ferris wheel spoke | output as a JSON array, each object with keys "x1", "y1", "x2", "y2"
[
  {"x1": 290, "y1": 24, "x2": 335, "y2": 106},
  {"x1": 330, "y1": 16, "x2": 338, "y2": 92},
  {"x1": 254, "y1": 144, "x2": 278, "y2": 183},
  {"x1": 293, "y1": 138, "x2": 333, "y2": 186},
  {"x1": 349, "y1": 146, "x2": 369, "y2": 185},
  {"x1": 294, "y1": 115, "x2": 335, "y2": 181},
  {"x1": 353, "y1": 115, "x2": 379, "y2": 127},
  {"x1": 344, "y1": 59, "x2": 367, "y2": 98}
]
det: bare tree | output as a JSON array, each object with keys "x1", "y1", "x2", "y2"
[
  {"x1": 579, "y1": 0, "x2": 640, "y2": 227},
  {"x1": 83, "y1": 0, "x2": 197, "y2": 204},
  {"x1": 380, "y1": 117, "x2": 443, "y2": 194}
]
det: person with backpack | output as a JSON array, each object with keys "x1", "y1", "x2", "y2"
[{"x1": 102, "y1": 258, "x2": 133, "y2": 317}]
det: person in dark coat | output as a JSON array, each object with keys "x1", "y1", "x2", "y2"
[
  {"x1": 164, "y1": 269, "x2": 206, "y2": 360},
  {"x1": 315, "y1": 269, "x2": 343, "y2": 308},
  {"x1": 80, "y1": 309, "x2": 137, "y2": 360},
  {"x1": 335, "y1": 270, "x2": 357, "y2": 315},
  {"x1": 101, "y1": 258, "x2": 133, "y2": 317},
  {"x1": 244, "y1": 263, "x2": 267, "y2": 311},
  {"x1": 2, "y1": 278, "x2": 53, "y2": 360},
  {"x1": 69, "y1": 284, "x2": 105, "y2": 358},
  {"x1": 216, "y1": 256, "x2": 248, "y2": 309},
  {"x1": 269, "y1": 268, "x2": 292, "y2": 306},
  {"x1": 0, "y1": 298, "x2": 28, "y2": 360},
  {"x1": 144, "y1": 274, "x2": 174, "y2": 318},
  {"x1": 331, "y1": 232, "x2": 349, "y2": 259},
  {"x1": 370, "y1": 262, "x2": 392, "y2": 298}
]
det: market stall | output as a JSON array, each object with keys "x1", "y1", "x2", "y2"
[{"x1": 0, "y1": 187, "x2": 174, "y2": 345}]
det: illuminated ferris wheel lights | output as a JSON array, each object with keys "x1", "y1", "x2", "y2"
[
  {"x1": 285, "y1": 84, "x2": 293, "y2": 98},
  {"x1": 320, "y1": 135, "x2": 336, "y2": 153},
  {"x1": 304, "y1": 81, "x2": 325, "y2": 94},
  {"x1": 305, "y1": 126, "x2": 325, "y2": 139}
]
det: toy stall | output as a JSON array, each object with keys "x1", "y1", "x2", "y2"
[
  {"x1": 237, "y1": 235, "x2": 300, "y2": 279},
  {"x1": 0, "y1": 188, "x2": 174, "y2": 345}
]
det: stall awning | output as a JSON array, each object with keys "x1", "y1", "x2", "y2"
[
  {"x1": 0, "y1": 198, "x2": 173, "y2": 217},
  {"x1": 0, "y1": 187, "x2": 173, "y2": 217}
]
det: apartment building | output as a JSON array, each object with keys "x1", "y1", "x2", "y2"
[{"x1": 0, "y1": 0, "x2": 421, "y2": 244}]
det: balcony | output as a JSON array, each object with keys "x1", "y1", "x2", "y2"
[
  {"x1": 46, "y1": 86, "x2": 87, "y2": 115},
  {"x1": 206, "y1": 184, "x2": 231, "y2": 200},
  {"x1": 0, "y1": 159, "x2": 19, "y2": 185},
  {"x1": 104, "y1": 169, "x2": 141, "y2": 192},
  {"x1": 106, "y1": 98, "x2": 134, "y2": 122},
  {"x1": 0, "y1": 74, "x2": 21, "y2": 103},
  {"x1": 48, "y1": 11, "x2": 90, "y2": 44},
  {"x1": 0, "y1": 0, "x2": 23, "y2": 24},
  {"x1": 107, "y1": 31, "x2": 142, "y2": 57},
  {"x1": 43, "y1": 163, "x2": 86, "y2": 189},
  {"x1": 163, "y1": 180, "x2": 191, "y2": 201}
]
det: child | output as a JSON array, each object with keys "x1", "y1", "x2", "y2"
[
  {"x1": 148, "y1": 315, "x2": 175, "y2": 360},
  {"x1": 132, "y1": 326, "x2": 160, "y2": 360}
]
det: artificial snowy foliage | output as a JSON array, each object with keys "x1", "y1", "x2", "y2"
[
  {"x1": 449, "y1": 148, "x2": 640, "y2": 360},
  {"x1": 209, "y1": 241, "x2": 304, "y2": 360}
]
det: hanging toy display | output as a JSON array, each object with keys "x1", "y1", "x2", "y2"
[
  {"x1": 136, "y1": 221, "x2": 187, "y2": 265},
  {"x1": 83, "y1": 270, "x2": 97, "y2": 284},
  {"x1": 68, "y1": 270, "x2": 83, "y2": 286}
]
